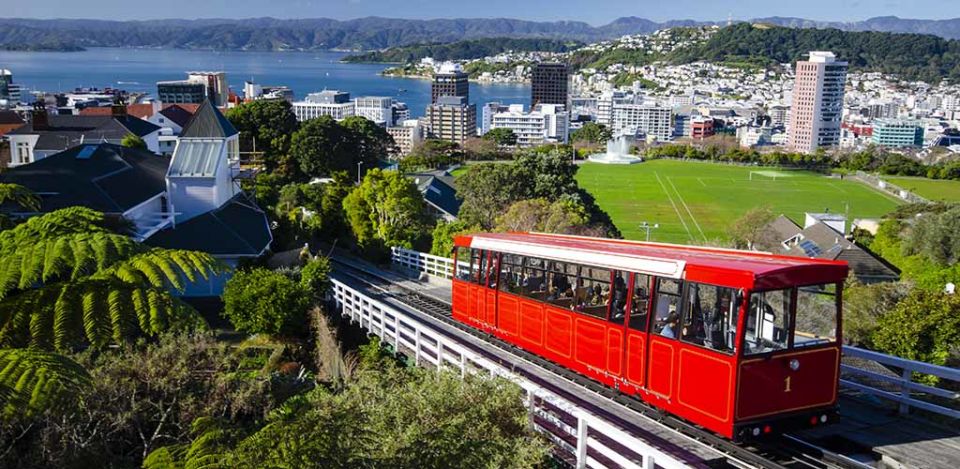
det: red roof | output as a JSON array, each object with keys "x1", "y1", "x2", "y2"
[
  {"x1": 455, "y1": 232, "x2": 848, "y2": 289},
  {"x1": 163, "y1": 103, "x2": 200, "y2": 114},
  {"x1": 79, "y1": 104, "x2": 155, "y2": 119}
]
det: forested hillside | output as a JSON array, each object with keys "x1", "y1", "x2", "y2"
[
  {"x1": 342, "y1": 38, "x2": 582, "y2": 63},
  {"x1": 669, "y1": 23, "x2": 960, "y2": 82}
]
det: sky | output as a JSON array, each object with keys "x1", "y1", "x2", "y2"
[{"x1": 8, "y1": 0, "x2": 952, "y2": 25}]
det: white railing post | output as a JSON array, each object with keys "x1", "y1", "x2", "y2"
[{"x1": 576, "y1": 417, "x2": 588, "y2": 469}]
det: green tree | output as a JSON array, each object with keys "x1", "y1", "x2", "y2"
[
  {"x1": 495, "y1": 198, "x2": 589, "y2": 234},
  {"x1": 872, "y1": 290, "x2": 960, "y2": 372},
  {"x1": 340, "y1": 115, "x2": 396, "y2": 161},
  {"x1": 727, "y1": 206, "x2": 777, "y2": 250},
  {"x1": 842, "y1": 281, "x2": 910, "y2": 347},
  {"x1": 226, "y1": 100, "x2": 299, "y2": 173},
  {"x1": 300, "y1": 256, "x2": 332, "y2": 303},
  {"x1": 0, "y1": 183, "x2": 40, "y2": 230},
  {"x1": 483, "y1": 128, "x2": 518, "y2": 147},
  {"x1": 121, "y1": 132, "x2": 147, "y2": 150},
  {"x1": 570, "y1": 122, "x2": 613, "y2": 145},
  {"x1": 430, "y1": 219, "x2": 480, "y2": 257},
  {"x1": 456, "y1": 163, "x2": 527, "y2": 229},
  {"x1": 222, "y1": 268, "x2": 311, "y2": 337},
  {"x1": 290, "y1": 116, "x2": 349, "y2": 179},
  {"x1": 342, "y1": 169, "x2": 429, "y2": 250},
  {"x1": 901, "y1": 204, "x2": 960, "y2": 266}
]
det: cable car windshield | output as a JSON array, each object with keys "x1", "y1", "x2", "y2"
[{"x1": 744, "y1": 283, "x2": 839, "y2": 355}]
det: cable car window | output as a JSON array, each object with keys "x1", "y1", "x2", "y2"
[
  {"x1": 628, "y1": 274, "x2": 651, "y2": 331},
  {"x1": 794, "y1": 283, "x2": 838, "y2": 348},
  {"x1": 609, "y1": 271, "x2": 629, "y2": 324},
  {"x1": 471, "y1": 250, "x2": 485, "y2": 285},
  {"x1": 498, "y1": 254, "x2": 524, "y2": 294},
  {"x1": 520, "y1": 257, "x2": 548, "y2": 300},
  {"x1": 486, "y1": 253, "x2": 500, "y2": 289},
  {"x1": 455, "y1": 247, "x2": 472, "y2": 281},
  {"x1": 544, "y1": 261, "x2": 579, "y2": 311},
  {"x1": 681, "y1": 283, "x2": 738, "y2": 354},
  {"x1": 572, "y1": 265, "x2": 611, "y2": 319},
  {"x1": 745, "y1": 288, "x2": 793, "y2": 355},
  {"x1": 652, "y1": 278, "x2": 683, "y2": 338}
]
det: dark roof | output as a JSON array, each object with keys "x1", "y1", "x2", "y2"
[
  {"x1": 158, "y1": 105, "x2": 195, "y2": 128},
  {"x1": 409, "y1": 171, "x2": 461, "y2": 218},
  {"x1": 181, "y1": 100, "x2": 238, "y2": 138},
  {"x1": 7, "y1": 114, "x2": 160, "y2": 151},
  {"x1": 145, "y1": 193, "x2": 271, "y2": 258},
  {"x1": 0, "y1": 143, "x2": 169, "y2": 213},
  {"x1": 0, "y1": 110, "x2": 24, "y2": 125},
  {"x1": 761, "y1": 215, "x2": 899, "y2": 283}
]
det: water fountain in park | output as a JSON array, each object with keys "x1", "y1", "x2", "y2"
[{"x1": 587, "y1": 133, "x2": 643, "y2": 164}]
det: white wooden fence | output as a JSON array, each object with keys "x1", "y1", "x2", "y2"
[
  {"x1": 331, "y1": 278, "x2": 699, "y2": 469},
  {"x1": 390, "y1": 247, "x2": 960, "y2": 420}
]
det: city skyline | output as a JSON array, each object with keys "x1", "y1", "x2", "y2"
[{"x1": 8, "y1": 0, "x2": 957, "y2": 25}]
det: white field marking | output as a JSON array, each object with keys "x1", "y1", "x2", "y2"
[
  {"x1": 654, "y1": 171, "x2": 694, "y2": 241},
  {"x1": 667, "y1": 176, "x2": 707, "y2": 242},
  {"x1": 826, "y1": 182, "x2": 849, "y2": 194},
  {"x1": 697, "y1": 177, "x2": 708, "y2": 187}
]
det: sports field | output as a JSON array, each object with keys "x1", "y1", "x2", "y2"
[
  {"x1": 576, "y1": 160, "x2": 902, "y2": 243},
  {"x1": 881, "y1": 176, "x2": 960, "y2": 202}
]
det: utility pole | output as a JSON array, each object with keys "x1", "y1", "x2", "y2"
[
  {"x1": 357, "y1": 161, "x2": 363, "y2": 185},
  {"x1": 639, "y1": 222, "x2": 659, "y2": 242}
]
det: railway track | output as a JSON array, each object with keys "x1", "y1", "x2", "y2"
[{"x1": 329, "y1": 256, "x2": 872, "y2": 469}]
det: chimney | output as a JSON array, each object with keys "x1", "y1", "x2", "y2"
[
  {"x1": 31, "y1": 104, "x2": 49, "y2": 131},
  {"x1": 111, "y1": 103, "x2": 127, "y2": 118}
]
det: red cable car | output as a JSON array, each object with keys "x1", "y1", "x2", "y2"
[{"x1": 451, "y1": 232, "x2": 847, "y2": 440}]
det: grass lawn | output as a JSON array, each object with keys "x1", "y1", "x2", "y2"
[
  {"x1": 881, "y1": 176, "x2": 960, "y2": 202},
  {"x1": 576, "y1": 160, "x2": 902, "y2": 243}
]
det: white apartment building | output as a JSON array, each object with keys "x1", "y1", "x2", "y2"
[
  {"x1": 489, "y1": 104, "x2": 569, "y2": 148},
  {"x1": 787, "y1": 51, "x2": 848, "y2": 153},
  {"x1": 292, "y1": 90, "x2": 355, "y2": 122},
  {"x1": 611, "y1": 104, "x2": 672, "y2": 141},
  {"x1": 354, "y1": 96, "x2": 394, "y2": 127},
  {"x1": 480, "y1": 102, "x2": 510, "y2": 135}
]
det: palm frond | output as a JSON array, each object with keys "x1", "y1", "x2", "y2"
[
  {"x1": 0, "y1": 348, "x2": 90, "y2": 418},
  {"x1": 0, "y1": 279, "x2": 206, "y2": 352},
  {"x1": 144, "y1": 417, "x2": 234, "y2": 469}
]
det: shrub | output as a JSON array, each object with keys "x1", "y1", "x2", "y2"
[
  {"x1": 301, "y1": 257, "x2": 332, "y2": 302},
  {"x1": 871, "y1": 290, "x2": 960, "y2": 375},
  {"x1": 222, "y1": 269, "x2": 311, "y2": 336}
]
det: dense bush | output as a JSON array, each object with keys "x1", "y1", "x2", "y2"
[
  {"x1": 300, "y1": 256, "x2": 332, "y2": 303},
  {"x1": 222, "y1": 268, "x2": 312, "y2": 337},
  {"x1": 871, "y1": 290, "x2": 960, "y2": 373}
]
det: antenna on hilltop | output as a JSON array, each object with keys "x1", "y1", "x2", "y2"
[{"x1": 727, "y1": 13, "x2": 733, "y2": 27}]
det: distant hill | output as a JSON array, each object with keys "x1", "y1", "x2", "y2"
[
  {"x1": 342, "y1": 38, "x2": 583, "y2": 63},
  {"x1": 1, "y1": 16, "x2": 960, "y2": 52}
]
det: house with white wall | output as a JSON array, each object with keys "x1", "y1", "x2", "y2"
[
  {"x1": 0, "y1": 100, "x2": 271, "y2": 296},
  {"x1": 5, "y1": 105, "x2": 161, "y2": 166}
]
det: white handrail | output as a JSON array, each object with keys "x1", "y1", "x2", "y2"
[
  {"x1": 331, "y1": 278, "x2": 696, "y2": 469},
  {"x1": 391, "y1": 247, "x2": 960, "y2": 421}
]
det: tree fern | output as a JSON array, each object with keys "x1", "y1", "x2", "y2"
[
  {"x1": 0, "y1": 234, "x2": 224, "y2": 299},
  {"x1": 0, "y1": 207, "x2": 110, "y2": 252},
  {"x1": 0, "y1": 279, "x2": 205, "y2": 352},
  {"x1": 144, "y1": 417, "x2": 235, "y2": 469},
  {"x1": 0, "y1": 348, "x2": 90, "y2": 417},
  {"x1": 0, "y1": 184, "x2": 41, "y2": 230}
]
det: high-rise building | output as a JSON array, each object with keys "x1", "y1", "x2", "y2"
[
  {"x1": 0, "y1": 69, "x2": 22, "y2": 105},
  {"x1": 354, "y1": 96, "x2": 394, "y2": 127},
  {"x1": 787, "y1": 51, "x2": 848, "y2": 154},
  {"x1": 611, "y1": 104, "x2": 672, "y2": 141},
  {"x1": 431, "y1": 63, "x2": 469, "y2": 104},
  {"x1": 871, "y1": 119, "x2": 924, "y2": 147},
  {"x1": 531, "y1": 62, "x2": 570, "y2": 109},
  {"x1": 157, "y1": 71, "x2": 229, "y2": 106},
  {"x1": 425, "y1": 96, "x2": 476, "y2": 144},
  {"x1": 386, "y1": 119, "x2": 425, "y2": 156},
  {"x1": 489, "y1": 104, "x2": 569, "y2": 148},
  {"x1": 292, "y1": 91, "x2": 355, "y2": 122}
]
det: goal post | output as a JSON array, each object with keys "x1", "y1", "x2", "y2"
[{"x1": 748, "y1": 171, "x2": 778, "y2": 181}]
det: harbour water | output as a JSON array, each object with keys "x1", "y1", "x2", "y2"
[{"x1": 0, "y1": 47, "x2": 531, "y2": 119}]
